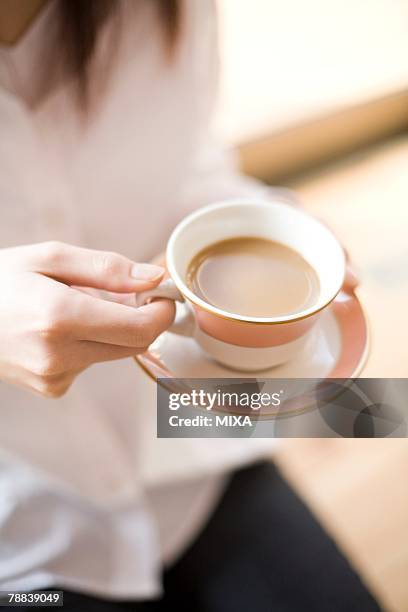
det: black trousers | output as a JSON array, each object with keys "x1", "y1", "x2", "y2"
[{"x1": 4, "y1": 462, "x2": 381, "y2": 612}]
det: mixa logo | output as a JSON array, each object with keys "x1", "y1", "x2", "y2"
[{"x1": 216, "y1": 415, "x2": 252, "y2": 426}]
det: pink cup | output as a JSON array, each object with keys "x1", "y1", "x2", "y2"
[{"x1": 137, "y1": 199, "x2": 346, "y2": 371}]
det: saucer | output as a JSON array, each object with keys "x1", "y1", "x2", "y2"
[{"x1": 135, "y1": 287, "x2": 369, "y2": 382}]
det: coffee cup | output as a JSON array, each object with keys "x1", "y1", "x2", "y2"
[{"x1": 136, "y1": 199, "x2": 346, "y2": 371}]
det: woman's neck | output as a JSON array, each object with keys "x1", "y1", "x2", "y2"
[{"x1": 0, "y1": 0, "x2": 48, "y2": 45}]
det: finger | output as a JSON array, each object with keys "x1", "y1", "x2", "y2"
[
  {"x1": 29, "y1": 241, "x2": 165, "y2": 292},
  {"x1": 149, "y1": 254, "x2": 171, "y2": 280},
  {"x1": 41, "y1": 341, "x2": 146, "y2": 373},
  {"x1": 75, "y1": 340, "x2": 148, "y2": 366},
  {"x1": 26, "y1": 369, "x2": 82, "y2": 399},
  {"x1": 70, "y1": 285, "x2": 103, "y2": 298},
  {"x1": 74, "y1": 292, "x2": 175, "y2": 347},
  {"x1": 71, "y1": 285, "x2": 137, "y2": 306}
]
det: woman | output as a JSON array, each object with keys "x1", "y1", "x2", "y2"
[{"x1": 0, "y1": 1, "x2": 380, "y2": 610}]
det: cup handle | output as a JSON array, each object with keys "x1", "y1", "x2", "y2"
[{"x1": 135, "y1": 278, "x2": 195, "y2": 337}]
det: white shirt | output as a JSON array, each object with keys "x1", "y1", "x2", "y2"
[{"x1": 0, "y1": 0, "x2": 276, "y2": 598}]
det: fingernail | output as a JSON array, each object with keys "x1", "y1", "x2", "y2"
[{"x1": 131, "y1": 263, "x2": 164, "y2": 281}]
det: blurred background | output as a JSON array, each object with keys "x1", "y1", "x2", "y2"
[
  {"x1": 215, "y1": 0, "x2": 408, "y2": 148},
  {"x1": 215, "y1": 1, "x2": 408, "y2": 610}
]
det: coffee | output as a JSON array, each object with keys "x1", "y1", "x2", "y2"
[{"x1": 186, "y1": 237, "x2": 320, "y2": 318}]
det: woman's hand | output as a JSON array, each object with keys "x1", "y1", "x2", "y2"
[{"x1": 0, "y1": 241, "x2": 175, "y2": 398}]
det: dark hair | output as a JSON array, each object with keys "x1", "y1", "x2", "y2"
[{"x1": 57, "y1": 0, "x2": 181, "y2": 105}]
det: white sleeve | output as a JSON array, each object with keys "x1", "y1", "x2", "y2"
[{"x1": 178, "y1": 138, "x2": 299, "y2": 212}]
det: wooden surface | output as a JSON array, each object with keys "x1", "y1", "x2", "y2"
[{"x1": 271, "y1": 136, "x2": 408, "y2": 612}]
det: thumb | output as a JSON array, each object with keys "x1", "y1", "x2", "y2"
[{"x1": 28, "y1": 241, "x2": 165, "y2": 292}]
